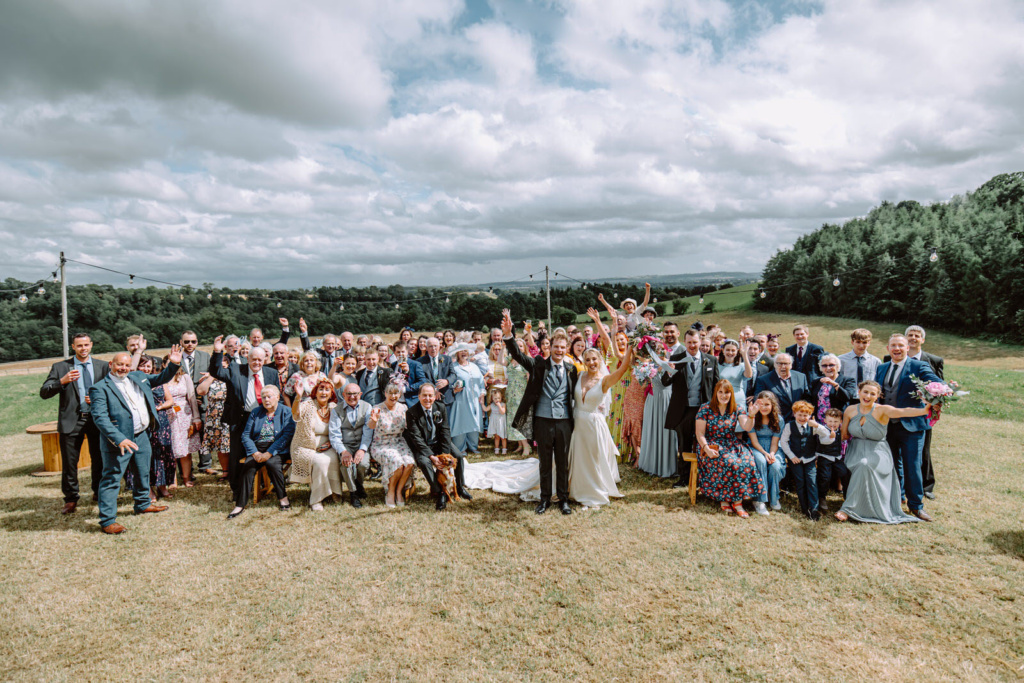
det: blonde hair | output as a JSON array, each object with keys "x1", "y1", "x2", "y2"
[{"x1": 299, "y1": 351, "x2": 322, "y2": 373}]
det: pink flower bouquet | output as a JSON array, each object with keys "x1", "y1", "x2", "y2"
[{"x1": 910, "y1": 375, "x2": 968, "y2": 426}]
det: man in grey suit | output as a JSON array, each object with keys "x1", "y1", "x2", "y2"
[
  {"x1": 179, "y1": 330, "x2": 214, "y2": 475},
  {"x1": 328, "y1": 382, "x2": 374, "y2": 508}
]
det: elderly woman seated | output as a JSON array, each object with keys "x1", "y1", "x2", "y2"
[{"x1": 228, "y1": 385, "x2": 296, "y2": 519}]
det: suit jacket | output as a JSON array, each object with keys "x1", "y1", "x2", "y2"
[
  {"x1": 180, "y1": 349, "x2": 211, "y2": 387},
  {"x1": 356, "y1": 366, "x2": 393, "y2": 405},
  {"x1": 88, "y1": 363, "x2": 179, "y2": 450},
  {"x1": 875, "y1": 358, "x2": 941, "y2": 432},
  {"x1": 403, "y1": 401, "x2": 456, "y2": 458},
  {"x1": 884, "y1": 352, "x2": 944, "y2": 380},
  {"x1": 271, "y1": 361, "x2": 301, "y2": 390},
  {"x1": 208, "y1": 352, "x2": 281, "y2": 425},
  {"x1": 391, "y1": 358, "x2": 427, "y2": 407},
  {"x1": 810, "y1": 375, "x2": 859, "y2": 414},
  {"x1": 786, "y1": 342, "x2": 825, "y2": 381},
  {"x1": 753, "y1": 370, "x2": 811, "y2": 422},
  {"x1": 40, "y1": 357, "x2": 111, "y2": 434},
  {"x1": 240, "y1": 406, "x2": 295, "y2": 459},
  {"x1": 504, "y1": 335, "x2": 578, "y2": 432},
  {"x1": 662, "y1": 351, "x2": 719, "y2": 429},
  {"x1": 418, "y1": 353, "x2": 456, "y2": 405},
  {"x1": 747, "y1": 361, "x2": 771, "y2": 401},
  {"x1": 756, "y1": 352, "x2": 775, "y2": 372},
  {"x1": 328, "y1": 400, "x2": 374, "y2": 454},
  {"x1": 298, "y1": 334, "x2": 337, "y2": 372}
]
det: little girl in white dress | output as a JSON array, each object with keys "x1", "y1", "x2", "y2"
[{"x1": 483, "y1": 386, "x2": 508, "y2": 454}]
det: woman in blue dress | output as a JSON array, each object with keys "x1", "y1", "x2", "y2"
[
  {"x1": 717, "y1": 339, "x2": 754, "y2": 408},
  {"x1": 448, "y1": 343, "x2": 488, "y2": 455},
  {"x1": 637, "y1": 345, "x2": 678, "y2": 477}
]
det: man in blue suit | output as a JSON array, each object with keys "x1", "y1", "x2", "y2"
[
  {"x1": 89, "y1": 346, "x2": 182, "y2": 534},
  {"x1": 876, "y1": 333, "x2": 941, "y2": 521},
  {"x1": 391, "y1": 341, "x2": 426, "y2": 408},
  {"x1": 753, "y1": 353, "x2": 810, "y2": 422},
  {"x1": 785, "y1": 324, "x2": 826, "y2": 382},
  {"x1": 418, "y1": 337, "x2": 455, "y2": 407}
]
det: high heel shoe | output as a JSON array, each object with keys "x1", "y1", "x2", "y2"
[{"x1": 731, "y1": 503, "x2": 749, "y2": 519}]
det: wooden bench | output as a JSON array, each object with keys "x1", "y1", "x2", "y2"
[
  {"x1": 26, "y1": 421, "x2": 91, "y2": 477},
  {"x1": 682, "y1": 451, "x2": 699, "y2": 505}
]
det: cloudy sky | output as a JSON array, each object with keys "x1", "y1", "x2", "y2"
[{"x1": 2, "y1": 0, "x2": 1023, "y2": 289}]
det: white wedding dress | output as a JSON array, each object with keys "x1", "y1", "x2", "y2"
[{"x1": 463, "y1": 373, "x2": 622, "y2": 507}]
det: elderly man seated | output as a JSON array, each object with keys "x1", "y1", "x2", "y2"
[{"x1": 228, "y1": 385, "x2": 296, "y2": 519}]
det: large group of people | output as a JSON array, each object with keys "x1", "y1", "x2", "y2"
[{"x1": 39, "y1": 289, "x2": 948, "y2": 533}]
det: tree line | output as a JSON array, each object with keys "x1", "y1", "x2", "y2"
[
  {"x1": 755, "y1": 172, "x2": 1024, "y2": 342},
  {"x1": 0, "y1": 277, "x2": 737, "y2": 361}
]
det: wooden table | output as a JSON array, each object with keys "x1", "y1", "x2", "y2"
[{"x1": 26, "y1": 421, "x2": 91, "y2": 477}]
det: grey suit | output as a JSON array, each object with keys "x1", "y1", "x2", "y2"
[
  {"x1": 181, "y1": 348, "x2": 212, "y2": 471},
  {"x1": 328, "y1": 400, "x2": 374, "y2": 494}
]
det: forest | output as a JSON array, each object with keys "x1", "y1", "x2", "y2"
[
  {"x1": 755, "y1": 172, "x2": 1024, "y2": 342},
  {"x1": 0, "y1": 275, "x2": 734, "y2": 361}
]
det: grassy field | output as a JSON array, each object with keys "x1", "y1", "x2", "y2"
[{"x1": 2, "y1": 311, "x2": 1023, "y2": 680}]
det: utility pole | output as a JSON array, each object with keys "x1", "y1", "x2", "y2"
[
  {"x1": 60, "y1": 252, "x2": 69, "y2": 358},
  {"x1": 545, "y1": 265, "x2": 552, "y2": 328}
]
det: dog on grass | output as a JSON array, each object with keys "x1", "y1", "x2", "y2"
[{"x1": 433, "y1": 453, "x2": 460, "y2": 502}]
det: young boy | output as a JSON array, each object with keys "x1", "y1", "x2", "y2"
[
  {"x1": 838, "y1": 328, "x2": 881, "y2": 386},
  {"x1": 779, "y1": 400, "x2": 834, "y2": 521},
  {"x1": 815, "y1": 408, "x2": 850, "y2": 514}
]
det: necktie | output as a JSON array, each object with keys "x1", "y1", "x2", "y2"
[
  {"x1": 254, "y1": 372, "x2": 263, "y2": 405},
  {"x1": 427, "y1": 409, "x2": 436, "y2": 442},
  {"x1": 185, "y1": 355, "x2": 193, "y2": 375},
  {"x1": 797, "y1": 346, "x2": 804, "y2": 366},
  {"x1": 885, "y1": 363, "x2": 898, "y2": 390},
  {"x1": 81, "y1": 362, "x2": 93, "y2": 393},
  {"x1": 432, "y1": 358, "x2": 438, "y2": 378},
  {"x1": 856, "y1": 356, "x2": 863, "y2": 384}
]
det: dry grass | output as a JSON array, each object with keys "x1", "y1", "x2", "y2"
[{"x1": 1, "y1": 410, "x2": 1023, "y2": 681}]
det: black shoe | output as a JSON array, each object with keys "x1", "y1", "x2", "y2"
[
  {"x1": 560, "y1": 501, "x2": 572, "y2": 515},
  {"x1": 535, "y1": 500, "x2": 550, "y2": 515},
  {"x1": 436, "y1": 492, "x2": 448, "y2": 511},
  {"x1": 227, "y1": 508, "x2": 245, "y2": 520},
  {"x1": 356, "y1": 486, "x2": 367, "y2": 500},
  {"x1": 808, "y1": 510, "x2": 821, "y2": 522},
  {"x1": 671, "y1": 477, "x2": 688, "y2": 488},
  {"x1": 456, "y1": 487, "x2": 472, "y2": 501},
  {"x1": 279, "y1": 503, "x2": 291, "y2": 511},
  {"x1": 349, "y1": 493, "x2": 363, "y2": 509}
]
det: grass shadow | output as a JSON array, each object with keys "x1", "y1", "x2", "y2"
[
  {"x1": 0, "y1": 463, "x2": 45, "y2": 478},
  {"x1": 986, "y1": 531, "x2": 1024, "y2": 561}
]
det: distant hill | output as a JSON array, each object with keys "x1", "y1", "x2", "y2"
[{"x1": 471, "y1": 271, "x2": 760, "y2": 292}]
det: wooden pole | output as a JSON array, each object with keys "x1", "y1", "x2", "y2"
[
  {"x1": 60, "y1": 251, "x2": 69, "y2": 358},
  {"x1": 545, "y1": 265, "x2": 551, "y2": 328}
]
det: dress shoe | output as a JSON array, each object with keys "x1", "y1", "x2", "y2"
[
  {"x1": 456, "y1": 487, "x2": 472, "y2": 501},
  {"x1": 227, "y1": 508, "x2": 245, "y2": 519},
  {"x1": 671, "y1": 477, "x2": 688, "y2": 488},
  {"x1": 134, "y1": 504, "x2": 168, "y2": 515},
  {"x1": 923, "y1": 491, "x2": 936, "y2": 500},
  {"x1": 310, "y1": 503, "x2": 324, "y2": 512},
  {"x1": 61, "y1": 501, "x2": 77, "y2": 515},
  {"x1": 535, "y1": 500, "x2": 550, "y2": 515},
  {"x1": 355, "y1": 485, "x2": 367, "y2": 500},
  {"x1": 436, "y1": 492, "x2": 448, "y2": 511},
  {"x1": 349, "y1": 493, "x2": 363, "y2": 509},
  {"x1": 560, "y1": 501, "x2": 572, "y2": 515},
  {"x1": 912, "y1": 509, "x2": 933, "y2": 522},
  {"x1": 101, "y1": 522, "x2": 126, "y2": 534},
  {"x1": 279, "y1": 503, "x2": 292, "y2": 511}
]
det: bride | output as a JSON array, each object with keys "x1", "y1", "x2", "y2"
[{"x1": 463, "y1": 314, "x2": 633, "y2": 508}]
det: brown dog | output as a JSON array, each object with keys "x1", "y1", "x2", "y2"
[{"x1": 433, "y1": 453, "x2": 460, "y2": 502}]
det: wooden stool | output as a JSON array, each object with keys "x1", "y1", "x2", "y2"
[
  {"x1": 682, "y1": 451, "x2": 698, "y2": 505},
  {"x1": 252, "y1": 467, "x2": 273, "y2": 504},
  {"x1": 27, "y1": 421, "x2": 91, "y2": 477}
]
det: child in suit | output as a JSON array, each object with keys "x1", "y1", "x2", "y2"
[
  {"x1": 815, "y1": 408, "x2": 850, "y2": 514},
  {"x1": 779, "y1": 400, "x2": 834, "y2": 520}
]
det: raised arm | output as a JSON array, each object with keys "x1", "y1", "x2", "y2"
[
  {"x1": 639, "y1": 282, "x2": 652, "y2": 310},
  {"x1": 587, "y1": 307, "x2": 613, "y2": 357},
  {"x1": 501, "y1": 309, "x2": 535, "y2": 372},
  {"x1": 596, "y1": 292, "x2": 618, "y2": 321},
  {"x1": 601, "y1": 346, "x2": 634, "y2": 393}
]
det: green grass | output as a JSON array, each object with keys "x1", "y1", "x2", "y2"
[
  {"x1": 0, "y1": 375, "x2": 52, "y2": 437},
  {"x1": 673, "y1": 282, "x2": 759, "y2": 314}
]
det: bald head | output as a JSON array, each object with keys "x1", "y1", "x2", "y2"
[{"x1": 110, "y1": 352, "x2": 133, "y2": 378}]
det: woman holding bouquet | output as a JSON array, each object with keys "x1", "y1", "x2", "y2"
[
  {"x1": 835, "y1": 380, "x2": 929, "y2": 524},
  {"x1": 637, "y1": 337, "x2": 678, "y2": 478}
]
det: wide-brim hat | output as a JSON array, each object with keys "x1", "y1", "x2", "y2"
[
  {"x1": 447, "y1": 342, "x2": 476, "y2": 357},
  {"x1": 621, "y1": 298, "x2": 638, "y2": 307}
]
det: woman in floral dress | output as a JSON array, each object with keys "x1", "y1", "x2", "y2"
[
  {"x1": 284, "y1": 351, "x2": 328, "y2": 404},
  {"x1": 368, "y1": 383, "x2": 416, "y2": 508},
  {"x1": 695, "y1": 379, "x2": 764, "y2": 518},
  {"x1": 504, "y1": 338, "x2": 532, "y2": 456},
  {"x1": 126, "y1": 356, "x2": 177, "y2": 499},
  {"x1": 162, "y1": 358, "x2": 202, "y2": 487},
  {"x1": 197, "y1": 356, "x2": 231, "y2": 481}
]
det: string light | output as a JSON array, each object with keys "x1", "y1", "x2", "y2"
[
  {"x1": 276, "y1": 302, "x2": 282, "y2": 308},
  {"x1": 832, "y1": 276, "x2": 840, "y2": 287},
  {"x1": 339, "y1": 304, "x2": 344, "y2": 311},
  {"x1": 37, "y1": 286, "x2": 45, "y2": 296},
  {"x1": 444, "y1": 296, "x2": 450, "y2": 303},
  {"x1": 51, "y1": 272, "x2": 59, "y2": 284},
  {"x1": 128, "y1": 274, "x2": 134, "y2": 285},
  {"x1": 207, "y1": 293, "x2": 212, "y2": 300},
  {"x1": 394, "y1": 303, "x2": 400, "y2": 309},
  {"x1": 699, "y1": 294, "x2": 704, "y2": 304},
  {"x1": 760, "y1": 290, "x2": 766, "y2": 299},
  {"x1": 930, "y1": 248, "x2": 938, "y2": 262},
  {"x1": 18, "y1": 294, "x2": 27, "y2": 303},
  {"x1": 653, "y1": 297, "x2": 658, "y2": 303}
]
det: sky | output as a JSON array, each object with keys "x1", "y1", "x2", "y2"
[{"x1": 1, "y1": 0, "x2": 1023, "y2": 289}]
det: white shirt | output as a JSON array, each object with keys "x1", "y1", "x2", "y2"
[
  {"x1": 245, "y1": 374, "x2": 261, "y2": 413},
  {"x1": 111, "y1": 374, "x2": 150, "y2": 435}
]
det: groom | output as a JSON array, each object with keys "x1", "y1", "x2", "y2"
[{"x1": 501, "y1": 309, "x2": 578, "y2": 515}]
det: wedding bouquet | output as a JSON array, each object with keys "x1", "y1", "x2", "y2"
[
  {"x1": 631, "y1": 361, "x2": 660, "y2": 383},
  {"x1": 910, "y1": 375, "x2": 968, "y2": 426},
  {"x1": 628, "y1": 320, "x2": 665, "y2": 364}
]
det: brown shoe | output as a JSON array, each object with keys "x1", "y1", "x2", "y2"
[
  {"x1": 134, "y1": 504, "x2": 169, "y2": 515},
  {"x1": 101, "y1": 523, "x2": 126, "y2": 534},
  {"x1": 912, "y1": 509, "x2": 933, "y2": 522},
  {"x1": 60, "y1": 501, "x2": 77, "y2": 515}
]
